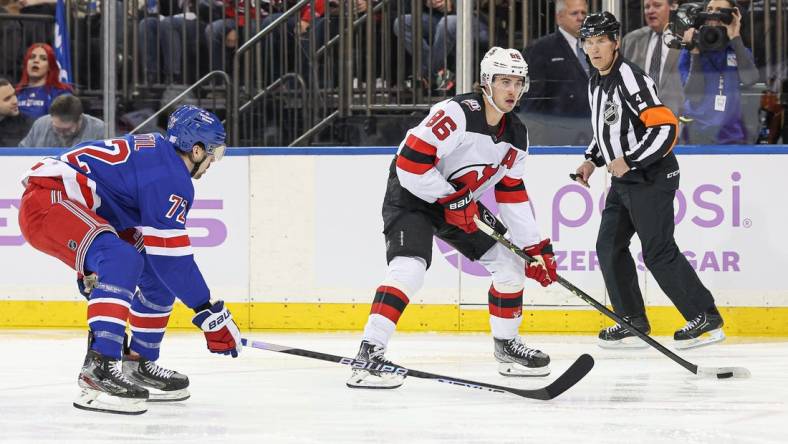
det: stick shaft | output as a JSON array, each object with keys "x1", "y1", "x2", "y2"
[
  {"x1": 241, "y1": 338, "x2": 593, "y2": 400},
  {"x1": 473, "y1": 217, "x2": 700, "y2": 375}
]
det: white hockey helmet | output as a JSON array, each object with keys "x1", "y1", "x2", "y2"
[
  {"x1": 479, "y1": 47, "x2": 529, "y2": 112},
  {"x1": 480, "y1": 47, "x2": 529, "y2": 93}
]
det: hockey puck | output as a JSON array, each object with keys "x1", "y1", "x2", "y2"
[{"x1": 717, "y1": 372, "x2": 734, "y2": 379}]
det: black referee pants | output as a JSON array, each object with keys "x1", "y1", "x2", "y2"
[{"x1": 596, "y1": 177, "x2": 715, "y2": 322}]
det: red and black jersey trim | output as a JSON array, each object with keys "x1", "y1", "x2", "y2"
[
  {"x1": 494, "y1": 176, "x2": 529, "y2": 204},
  {"x1": 396, "y1": 134, "x2": 438, "y2": 174},
  {"x1": 488, "y1": 285, "x2": 523, "y2": 319},
  {"x1": 370, "y1": 285, "x2": 410, "y2": 323}
]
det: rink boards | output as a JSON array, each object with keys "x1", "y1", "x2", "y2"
[{"x1": 1, "y1": 146, "x2": 787, "y2": 335}]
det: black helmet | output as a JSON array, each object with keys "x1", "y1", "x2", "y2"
[{"x1": 579, "y1": 11, "x2": 621, "y2": 40}]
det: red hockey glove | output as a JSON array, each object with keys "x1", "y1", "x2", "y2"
[
  {"x1": 192, "y1": 300, "x2": 242, "y2": 358},
  {"x1": 437, "y1": 185, "x2": 479, "y2": 233},
  {"x1": 523, "y1": 239, "x2": 558, "y2": 287}
]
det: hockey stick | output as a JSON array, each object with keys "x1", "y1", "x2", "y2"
[
  {"x1": 241, "y1": 338, "x2": 594, "y2": 400},
  {"x1": 472, "y1": 216, "x2": 751, "y2": 379}
]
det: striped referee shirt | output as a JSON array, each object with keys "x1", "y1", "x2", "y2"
[{"x1": 584, "y1": 55, "x2": 678, "y2": 170}]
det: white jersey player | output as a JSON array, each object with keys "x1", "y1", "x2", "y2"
[{"x1": 347, "y1": 47, "x2": 559, "y2": 389}]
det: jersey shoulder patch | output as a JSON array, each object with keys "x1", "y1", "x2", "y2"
[
  {"x1": 450, "y1": 93, "x2": 491, "y2": 135},
  {"x1": 459, "y1": 98, "x2": 482, "y2": 112}
]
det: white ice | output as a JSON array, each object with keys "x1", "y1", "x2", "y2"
[{"x1": 1, "y1": 330, "x2": 786, "y2": 444}]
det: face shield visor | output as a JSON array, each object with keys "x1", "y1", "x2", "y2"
[{"x1": 205, "y1": 143, "x2": 226, "y2": 162}]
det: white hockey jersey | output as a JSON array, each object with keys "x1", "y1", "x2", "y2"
[{"x1": 391, "y1": 92, "x2": 542, "y2": 248}]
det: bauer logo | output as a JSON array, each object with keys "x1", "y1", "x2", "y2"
[
  {"x1": 208, "y1": 311, "x2": 229, "y2": 330},
  {"x1": 339, "y1": 357, "x2": 408, "y2": 376}
]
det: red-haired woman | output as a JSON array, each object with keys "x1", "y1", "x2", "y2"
[{"x1": 16, "y1": 43, "x2": 72, "y2": 119}]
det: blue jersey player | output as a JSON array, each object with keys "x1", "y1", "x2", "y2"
[{"x1": 18, "y1": 105, "x2": 242, "y2": 415}]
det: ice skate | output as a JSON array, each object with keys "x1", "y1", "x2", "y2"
[
  {"x1": 674, "y1": 311, "x2": 725, "y2": 350},
  {"x1": 494, "y1": 336, "x2": 550, "y2": 377},
  {"x1": 123, "y1": 356, "x2": 190, "y2": 402},
  {"x1": 74, "y1": 350, "x2": 149, "y2": 415},
  {"x1": 346, "y1": 340, "x2": 406, "y2": 389},
  {"x1": 598, "y1": 315, "x2": 651, "y2": 349}
]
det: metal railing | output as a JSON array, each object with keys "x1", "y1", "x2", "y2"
[
  {"x1": 229, "y1": 0, "x2": 311, "y2": 146},
  {"x1": 3, "y1": 0, "x2": 785, "y2": 146},
  {"x1": 129, "y1": 70, "x2": 231, "y2": 134},
  {"x1": 0, "y1": 13, "x2": 54, "y2": 82}
]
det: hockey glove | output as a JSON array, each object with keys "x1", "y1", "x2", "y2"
[
  {"x1": 523, "y1": 239, "x2": 558, "y2": 287},
  {"x1": 192, "y1": 300, "x2": 242, "y2": 358},
  {"x1": 437, "y1": 185, "x2": 479, "y2": 234}
]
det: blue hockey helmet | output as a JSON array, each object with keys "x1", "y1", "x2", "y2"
[{"x1": 166, "y1": 105, "x2": 227, "y2": 161}]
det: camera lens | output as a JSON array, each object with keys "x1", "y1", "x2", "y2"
[{"x1": 697, "y1": 26, "x2": 728, "y2": 51}]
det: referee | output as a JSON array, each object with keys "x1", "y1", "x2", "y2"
[{"x1": 573, "y1": 12, "x2": 724, "y2": 350}]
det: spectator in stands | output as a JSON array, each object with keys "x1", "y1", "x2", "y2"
[
  {"x1": 18, "y1": 94, "x2": 104, "y2": 148},
  {"x1": 0, "y1": 2, "x2": 23, "y2": 81},
  {"x1": 679, "y1": 0, "x2": 759, "y2": 144},
  {"x1": 204, "y1": 0, "x2": 267, "y2": 72},
  {"x1": 139, "y1": 0, "x2": 201, "y2": 84},
  {"x1": 621, "y1": 0, "x2": 684, "y2": 116},
  {"x1": 393, "y1": 0, "x2": 490, "y2": 91},
  {"x1": 259, "y1": 0, "x2": 325, "y2": 79},
  {"x1": 520, "y1": 0, "x2": 591, "y2": 144},
  {"x1": 17, "y1": 0, "x2": 56, "y2": 43},
  {"x1": 0, "y1": 77, "x2": 33, "y2": 146},
  {"x1": 16, "y1": 43, "x2": 72, "y2": 120}
]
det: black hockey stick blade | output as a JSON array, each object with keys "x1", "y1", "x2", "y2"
[
  {"x1": 472, "y1": 216, "x2": 751, "y2": 380},
  {"x1": 241, "y1": 338, "x2": 594, "y2": 400}
]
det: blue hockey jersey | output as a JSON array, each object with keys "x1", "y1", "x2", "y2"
[{"x1": 21, "y1": 133, "x2": 210, "y2": 307}]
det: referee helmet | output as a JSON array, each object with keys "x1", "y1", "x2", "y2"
[{"x1": 579, "y1": 11, "x2": 621, "y2": 41}]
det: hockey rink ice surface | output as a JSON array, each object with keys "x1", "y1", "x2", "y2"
[{"x1": 1, "y1": 331, "x2": 786, "y2": 443}]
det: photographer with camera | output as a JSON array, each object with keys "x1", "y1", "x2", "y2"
[{"x1": 677, "y1": 0, "x2": 759, "y2": 144}]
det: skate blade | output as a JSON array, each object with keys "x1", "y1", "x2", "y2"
[
  {"x1": 497, "y1": 362, "x2": 550, "y2": 377},
  {"x1": 147, "y1": 388, "x2": 190, "y2": 402},
  {"x1": 674, "y1": 328, "x2": 726, "y2": 350},
  {"x1": 73, "y1": 389, "x2": 148, "y2": 415},
  {"x1": 346, "y1": 370, "x2": 404, "y2": 389},
  {"x1": 597, "y1": 336, "x2": 649, "y2": 349}
]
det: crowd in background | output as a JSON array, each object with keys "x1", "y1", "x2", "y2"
[{"x1": 0, "y1": 0, "x2": 785, "y2": 147}]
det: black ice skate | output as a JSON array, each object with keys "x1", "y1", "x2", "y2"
[
  {"x1": 674, "y1": 310, "x2": 725, "y2": 349},
  {"x1": 346, "y1": 340, "x2": 406, "y2": 389},
  {"x1": 123, "y1": 357, "x2": 190, "y2": 402},
  {"x1": 493, "y1": 337, "x2": 550, "y2": 377},
  {"x1": 598, "y1": 315, "x2": 651, "y2": 349},
  {"x1": 74, "y1": 350, "x2": 149, "y2": 415}
]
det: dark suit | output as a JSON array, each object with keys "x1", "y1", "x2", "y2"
[
  {"x1": 0, "y1": 113, "x2": 32, "y2": 147},
  {"x1": 520, "y1": 30, "x2": 592, "y2": 145},
  {"x1": 621, "y1": 26, "x2": 684, "y2": 117}
]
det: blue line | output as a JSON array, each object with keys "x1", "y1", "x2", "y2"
[{"x1": 3, "y1": 145, "x2": 788, "y2": 156}]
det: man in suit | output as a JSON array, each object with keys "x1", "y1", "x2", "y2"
[
  {"x1": 521, "y1": 0, "x2": 591, "y2": 145},
  {"x1": 620, "y1": 0, "x2": 684, "y2": 116}
]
